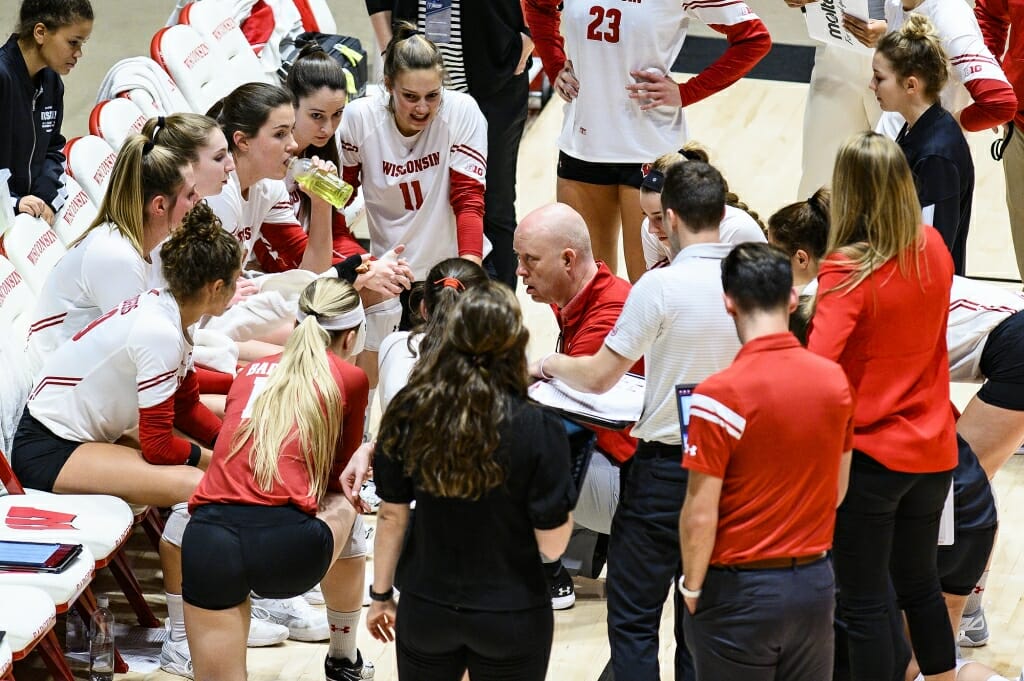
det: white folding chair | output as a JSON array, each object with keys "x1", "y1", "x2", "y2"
[
  {"x1": 0, "y1": 255, "x2": 34, "y2": 348},
  {"x1": 99, "y1": 56, "x2": 194, "y2": 116},
  {"x1": 52, "y1": 176, "x2": 98, "y2": 247},
  {"x1": 89, "y1": 98, "x2": 149, "y2": 151},
  {"x1": 180, "y1": 0, "x2": 272, "y2": 87},
  {"x1": 0, "y1": 586, "x2": 70, "y2": 681},
  {"x1": 151, "y1": 23, "x2": 237, "y2": 114},
  {"x1": 299, "y1": 0, "x2": 337, "y2": 33},
  {"x1": 63, "y1": 135, "x2": 118, "y2": 207},
  {"x1": 2, "y1": 215, "x2": 65, "y2": 295}
]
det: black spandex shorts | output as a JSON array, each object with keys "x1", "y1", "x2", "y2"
[
  {"x1": 181, "y1": 503, "x2": 334, "y2": 610},
  {"x1": 557, "y1": 151, "x2": 643, "y2": 188},
  {"x1": 936, "y1": 526, "x2": 997, "y2": 596},
  {"x1": 978, "y1": 310, "x2": 1024, "y2": 410},
  {"x1": 11, "y1": 408, "x2": 82, "y2": 492}
]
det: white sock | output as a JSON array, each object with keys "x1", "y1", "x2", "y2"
[
  {"x1": 965, "y1": 570, "x2": 988, "y2": 614},
  {"x1": 166, "y1": 593, "x2": 187, "y2": 642},
  {"x1": 326, "y1": 608, "x2": 360, "y2": 663}
]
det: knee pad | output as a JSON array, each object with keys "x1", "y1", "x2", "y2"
[
  {"x1": 364, "y1": 298, "x2": 402, "y2": 352},
  {"x1": 161, "y1": 502, "x2": 191, "y2": 548}
]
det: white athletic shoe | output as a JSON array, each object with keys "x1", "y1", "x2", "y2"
[
  {"x1": 247, "y1": 607, "x2": 290, "y2": 646},
  {"x1": 959, "y1": 608, "x2": 990, "y2": 648},
  {"x1": 159, "y1": 637, "x2": 194, "y2": 679},
  {"x1": 303, "y1": 583, "x2": 325, "y2": 606},
  {"x1": 251, "y1": 596, "x2": 330, "y2": 641}
]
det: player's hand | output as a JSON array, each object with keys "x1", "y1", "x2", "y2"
[
  {"x1": 842, "y1": 14, "x2": 887, "y2": 47},
  {"x1": 555, "y1": 60, "x2": 580, "y2": 102},
  {"x1": 515, "y1": 32, "x2": 534, "y2": 76},
  {"x1": 367, "y1": 599, "x2": 397, "y2": 642},
  {"x1": 461, "y1": 254, "x2": 483, "y2": 266},
  {"x1": 340, "y1": 441, "x2": 374, "y2": 512},
  {"x1": 354, "y1": 247, "x2": 413, "y2": 296},
  {"x1": 229, "y1": 276, "x2": 259, "y2": 307},
  {"x1": 626, "y1": 70, "x2": 683, "y2": 111},
  {"x1": 17, "y1": 195, "x2": 55, "y2": 225}
]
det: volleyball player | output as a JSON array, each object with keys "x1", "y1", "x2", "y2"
[
  {"x1": 9, "y1": 203, "x2": 265, "y2": 676},
  {"x1": 524, "y1": 0, "x2": 770, "y2": 281},
  {"x1": 182, "y1": 277, "x2": 375, "y2": 681},
  {"x1": 26, "y1": 133, "x2": 198, "y2": 368},
  {"x1": 639, "y1": 147, "x2": 765, "y2": 270}
]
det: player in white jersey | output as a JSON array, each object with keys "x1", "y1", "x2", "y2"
[
  {"x1": 26, "y1": 134, "x2": 198, "y2": 368},
  {"x1": 340, "y1": 26, "x2": 486, "y2": 281},
  {"x1": 12, "y1": 203, "x2": 243, "y2": 680},
  {"x1": 638, "y1": 148, "x2": 765, "y2": 269},
  {"x1": 206, "y1": 82, "x2": 335, "y2": 276},
  {"x1": 524, "y1": 0, "x2": 771, "y2": 282}
]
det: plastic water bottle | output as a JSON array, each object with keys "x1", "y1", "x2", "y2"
[
  {"x1": 289, "y1": 158, "x2": 354, "y2": 209},
  {"x1": 66, "y1": 607, "x2": 89, "y2": 654},
  {"x1": 89, "y1": 595, "x2": 115, "y2": 681}
]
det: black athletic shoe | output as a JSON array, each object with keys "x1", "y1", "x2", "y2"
[
  {"x1": 543, "y1": 560, "x2": 576, "y2": 610},
  {"x1": 325, "y1": 650, "x2": 375, "y2": 680}
]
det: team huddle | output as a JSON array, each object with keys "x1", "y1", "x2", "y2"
[{"x1": 2, "y1": 0, "x2": 1024, "y2": 680}]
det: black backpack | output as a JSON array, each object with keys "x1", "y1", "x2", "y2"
[{"x1": 278, "y1": 32, "x2": 369, "y2": 99}]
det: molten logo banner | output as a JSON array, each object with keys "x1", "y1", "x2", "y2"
[{"x1": 804, "y1": 0, "x2": 872, "y2": 54}]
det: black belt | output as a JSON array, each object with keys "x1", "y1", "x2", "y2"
[
  {"x1": 712, "y1": 552, "x2": 828, "y2": 571},
  {"x1": 633, "y1": 440, "x2": 681, "y2": 460}
]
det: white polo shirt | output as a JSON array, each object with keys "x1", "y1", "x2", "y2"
[{"x1": 605, "y1": 241, "x2": 740, "y2": 444}]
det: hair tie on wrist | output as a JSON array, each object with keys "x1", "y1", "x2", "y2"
[{"x1": 433, "y1": 276, "x2": 465, "y2": 291}]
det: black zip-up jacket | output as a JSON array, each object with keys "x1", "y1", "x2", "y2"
[
  {"x1": 365, "y1": 0, "x2": 530, "y2": 100},
  {"x1": 0, "y1": 34, "x2": 67, "y2": 212}
]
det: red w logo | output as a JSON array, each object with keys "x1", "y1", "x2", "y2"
[{"x1": 5, "y1": 506, "x2": 77, "y2": 530}]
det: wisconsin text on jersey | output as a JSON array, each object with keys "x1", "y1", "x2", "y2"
[{"x1": 382, "y1": 152, "x2": 442, "y2": 178}]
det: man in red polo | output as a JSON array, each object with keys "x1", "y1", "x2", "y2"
[
  {"x1": 515, "y1": 202, "x2": 642, "y2": 608},
  {"x1": 679, "y1": 242, "x2": 854, "y2": 680}
]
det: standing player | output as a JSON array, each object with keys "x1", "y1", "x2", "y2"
[
  {"x1": 524, "y1": 0, "x2": 770, "y2": 282},
  {"x1": 339, "y1": 23, "x2": 486, "y2": 336}
]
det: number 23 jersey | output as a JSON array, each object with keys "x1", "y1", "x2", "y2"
[{"x1": 340, "y1": 89, "x2": 487, "y2": 280}]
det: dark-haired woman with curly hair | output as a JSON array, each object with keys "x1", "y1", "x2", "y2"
[
  {"x1": 11, "y1": 201, "x2": 242, "y2": 676},
  {"x1": 368, "y1": 282, "x2": 575, "y2": 681}
]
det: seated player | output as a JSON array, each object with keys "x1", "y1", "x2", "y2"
[{"x1": 181, "y1": 277, "x2": 375, "y2": 681}]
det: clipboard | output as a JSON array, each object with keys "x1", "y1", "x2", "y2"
[
  {"x1": 528, "y1": 373, "x2": 644, "y2": 431},
  {"x1": 0, "y1": 540, "x2": 83, "y2": 573}
]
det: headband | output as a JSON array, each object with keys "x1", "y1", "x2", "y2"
[
  {"x1": 433, "y1": 276, "x2": 464, "y2": 291},
  {"x1": 640, "y1": 169, "x2": 665, "y2": 193},
  {"x1": 296, "y1": 304, "x2": 366, "y2": 331}
]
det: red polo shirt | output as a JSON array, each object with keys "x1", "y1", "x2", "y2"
[
  {"x1": 808, "y1": 226, "x2": 957, "y2": 473},
  {"x1": 684, "y1": 333, "x2": 854, "y2": 564},
  {"x1": 551, "y1": 262, "x2": 643, "y2": 463}
]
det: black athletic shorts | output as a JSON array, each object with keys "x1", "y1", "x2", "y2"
[
  {"x1": 936, "y1": 525, "x2": 998, "y2": 596},
  {"x1": 11, "y1": 408, "x2": 82, "y2": 492},
  {"x1": 978, "y1": 309, "x2": 1024, "y2": 410},
  {"x1": 557, "y1": 151, "x2": 643, "y2": 188},
  {"x1": 181, "y1": 503, "x2": 334, "y2": 610}
]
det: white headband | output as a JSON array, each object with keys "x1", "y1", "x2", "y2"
[{"x1": 296, "y1": 304, "x2": 366, "y2": 331}]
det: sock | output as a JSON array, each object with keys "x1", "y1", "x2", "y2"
[
  {"x1": 965, "y1": 570, "x2": 988, "y2": 614},
  {"x1": 326, "y1": 608, "x2": 361, "y2": 663},
  {"x1": 166, "y1": 593, "x2": 187, "y2": 642}
]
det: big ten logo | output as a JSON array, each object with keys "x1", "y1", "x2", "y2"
[
  {"x1": 967, "y1": 64, "x2": 983, "y2": 75},
  {"x1": 467, "y1": 163, "x2": 485, "y2": 178},
  {"x1": 234, "y1": 226, "x2": 253, "y2": 243},
  {"x1": 93, "y1": 152, "x2": 116, "y2": 186}
]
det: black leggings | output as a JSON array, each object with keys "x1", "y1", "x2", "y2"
[
  {"x1": 395, "y1": 593, "x2": 552, "y2": 681},
  {"x1": 832, "y1": 452, "x2": 955, "y2": 679}
]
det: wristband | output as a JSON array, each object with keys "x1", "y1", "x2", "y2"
[
  {"x1": 186, "y1": 443, "x2": 202, "y2": 467},
  {"x1": 332, "y1": 254, "x2": 364, "y2": 284},
  {"x1": 677, "y1": 576, "x2": 702, "y2": 599},
  {"x1": 369, "y1": 585, "x2": 394, "y2": 602}
]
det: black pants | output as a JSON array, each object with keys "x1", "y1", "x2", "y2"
[
  {"x1": 833, "y1": 451, "x2": 955, "y2": 679},
  {"x1": 606, "y1": 442, "x2": 694, "y2": 681},
  {"x1": 474, "y1": 72, "x2": 529, "y2": 290},
  {"x1": 395, "y1": 593, "x2": 552, "y2": 681},
  {"x1": 684, "y1": 558, "x2": 835, "y2": 681}
]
